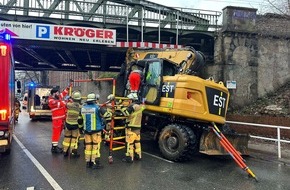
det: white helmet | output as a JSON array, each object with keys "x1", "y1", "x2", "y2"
[
  {"x1": 107, "y1": 94, "x2": 115, "y2": 101},
  {"x1": 72, "y1": 91, "x2": 81, "y2": 101},
  {"x1": 87, "y1": 93, "x2": 99, "y2": 102}
]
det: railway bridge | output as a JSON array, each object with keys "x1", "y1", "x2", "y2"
[{"x1": 0, "y1": 0, "x2": 221, "y2": 71}]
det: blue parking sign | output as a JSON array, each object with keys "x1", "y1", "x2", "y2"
[{"x1": 36, "y1": 25, "x2": 50, "y2": 39}]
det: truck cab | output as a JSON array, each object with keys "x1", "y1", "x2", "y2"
[{"x1": 0, "y1": 32, "x2": 15, "y2": 154}]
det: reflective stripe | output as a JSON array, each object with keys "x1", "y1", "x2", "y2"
[
  {"x1": 52, "y1": 115, "x2": 65, "y2": 120},
  {"x1": 70, "y1": 142, "x2": 77, "y2": 147},
  {"x1": 130, "y1": 108, "x2": 143, "y2": 128},
  {"x1": 124, "y1": 110, "x2": 130, "y2": 116},
  {"x1": 82, "y1": 105, "x2": 102, "y2": 132},
  {"x1": 50, "y1": 108, "x2": 59, "y2": 112},
  {"x1": 103, "y1": 111, "x2": 112, "y2": 120},
  {"x1": 126, "y1": 143, "x2": 130, "y2": 156},
  {"x1": 96, "y1": 142, "x2": 101, "y2": 157},
  {"x1": 59, "y1": 89, "x2": 68, "y2": 99},
  {"x1": 62, "y1": 141, "x2": 70, "y2": 146},
  {"x1": 66, "y1": 102, "x2": 82, "y2": 124}
]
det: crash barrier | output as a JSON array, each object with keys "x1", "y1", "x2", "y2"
[{"x1": 226, "y1": 121, "x2": 290, "y2": 159}]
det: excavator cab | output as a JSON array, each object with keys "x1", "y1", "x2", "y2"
[
  {"x1": 139, "y1": 59, "x2": 163, "y2": 105},
  {"x1": 126, "y1": 58, "x2": 177, "y2": 106}
]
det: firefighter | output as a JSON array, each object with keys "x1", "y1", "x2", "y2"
[
  {"x1": 62, "y1": 91, "x2": 82, "y2": 158},
  {"x1": 127, "y1": 62, "x2": 143, "y2": 100},
  {"x1": 121, "y1": 95, "x2": 145, "y2": 163},
  {"x1": 80, "y1": 93, "x2": 105, "y2": 169},
  {"x1": 48, "y1": 86, "x2": 70, "y2": 154},
  {"x1": 14, "y1": 98, "x2": 21, "y2": 123}
]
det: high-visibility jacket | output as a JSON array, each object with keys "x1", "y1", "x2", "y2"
[
  {"x1": 48, "y1": 88, "x2": 69, "y2": 120},
  {"x1": 81, "y1": 103, "x2": 104, "y2": 133},
  {"x1": 122, "y1": 103, "x2": 145, "y2": 128},
  {"x1": 66, "y1": 101, "x2": 82, "y2": 125}
]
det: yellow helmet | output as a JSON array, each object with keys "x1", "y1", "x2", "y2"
[{"x1": 72, "y1": 91, "x2": 81, "y2": 101}]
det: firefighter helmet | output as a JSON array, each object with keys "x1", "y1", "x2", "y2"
[
  {"x1": 107, "y1": 94, "x2": 115, "y2": 101},
  {"x1": 72, "y1": 91, "x2": 81, "y2": 101},
  {"x1": 86, "y1": 93, "x2": 100, "y2": 102}
]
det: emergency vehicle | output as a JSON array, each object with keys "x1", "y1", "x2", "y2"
[
  {"x1": 0, "y1": 31, "x2": 18, "y2": 154},
  {"x1": 27, "y1": 84, "x2": 58, "y2": 120}
]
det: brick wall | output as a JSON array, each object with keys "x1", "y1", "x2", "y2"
[{"x1": 227, "y1": 114, "x2": 290, "y2": 139}]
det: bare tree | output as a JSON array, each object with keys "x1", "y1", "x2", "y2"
[{"x1": 263, "y1": 0, "x2": 290, "y2": 15}]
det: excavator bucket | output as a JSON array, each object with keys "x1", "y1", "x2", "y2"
[{"x1": 199, "y1": 129, "x2": 250, "y2": 156}]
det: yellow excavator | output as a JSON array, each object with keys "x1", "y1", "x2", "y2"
[{"x1": 115, "y1": 46, "x2": 249, "y2": 162}]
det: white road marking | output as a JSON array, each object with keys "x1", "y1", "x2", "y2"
[
  {"x1": 142, "y1": 151, "x2": 174, "y2": 163},
  {"x1": 26, "y1": 187, "x2": 34, "y2": 190},
  {"x1": 13, "y1": 134, "x2": 63, "y2": 190}
]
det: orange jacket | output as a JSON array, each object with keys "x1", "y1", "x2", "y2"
[{"x1": 48, "y1": 88, "x2": 69, "y2": 120}]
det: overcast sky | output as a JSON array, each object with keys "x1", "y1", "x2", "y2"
[{"x1": 147, "y1": 0, "x2": 269, "y2": 13}]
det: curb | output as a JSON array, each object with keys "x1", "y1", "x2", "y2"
[{"x1": 248, "y1": 141, "x2": 290, "y2": 165}]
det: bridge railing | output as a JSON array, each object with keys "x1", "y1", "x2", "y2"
[
  {"x1": 0, "y1": 0, "x2": 221, "y2": 32},
  {"x1": 226, "y1": 120, "x2": 290, "y2": 159}
]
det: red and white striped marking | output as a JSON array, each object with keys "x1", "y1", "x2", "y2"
[{"x1": 112, "y1": 41, "x2": 183, "y2": 48}]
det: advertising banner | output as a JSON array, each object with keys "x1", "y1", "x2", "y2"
[{"x1": 0, "y1": 21, "x2": 116, "y2": 45}]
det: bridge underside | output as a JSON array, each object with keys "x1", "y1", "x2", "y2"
[
  {"x1": 13, "y1": 39, "x2": 127, "y2": 72},
  {"x1": 0, "y1": 0, "x2": 219, "y2": 72},
  {"x1": 12, "y1": 29, "x2": 214, "y2": 72}
]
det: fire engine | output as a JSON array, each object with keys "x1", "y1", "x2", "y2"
[{"x1": 0, "y1": 31, "x2": 20, "y2": 154}]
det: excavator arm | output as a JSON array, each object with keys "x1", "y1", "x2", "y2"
[{"x1": 126, "y1": 47, "x2": 205, "y2": 76}]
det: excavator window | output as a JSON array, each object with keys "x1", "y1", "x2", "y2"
[
  {"x1": 141, "y1": 60, "x2": 163, "y2": 105},
  {"x1": 162, "y1": 60, "x2": 176, "y2": 76},
  {"x1": 146, "y1": 61, "x2": 161, "y2": 86}
]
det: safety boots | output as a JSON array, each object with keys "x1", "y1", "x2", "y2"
[
  {"x1": 127, "y1": 92, "x2": 138, "y2": 100},
  {"x1": 71, "y1": 149, "x2": 80, "y2": 158},
  {"x1": 92, "y1": 158, "x2": 103, "y2": 169},
  {"x1": 63, "y1": 151, "x2": 69, "y2": 157},
  {"x1": 134, "y1": 153, "x2": 142, "y2": 161},
  {"x1": 122, "y1": 156, "x2": 133, "y2": 163},
  {"x1": 51, "y1": 145, "x2": 63, "y2": 154},
  {"x1": 86, "y1": 162, "x2": 93, "y2": 168}
]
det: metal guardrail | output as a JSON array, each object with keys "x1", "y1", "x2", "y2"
[
  {"x1": 226, "y1": 121, "x2": 290, "y2": 159},
  {"x1": 0, "y1": 0, "x2": 221, "y2": 31}
]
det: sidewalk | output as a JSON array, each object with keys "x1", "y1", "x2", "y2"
[{"x1": 248, "y1": 139, "x2": 290, "y2": 165}]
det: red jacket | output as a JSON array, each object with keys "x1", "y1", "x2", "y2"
[{"x1": 48, "y1": 88, "x2": 69, "y2": 120}]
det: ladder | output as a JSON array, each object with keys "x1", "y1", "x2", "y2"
[{"x1": 105, "y1": 97, "x2": 131, "y2": 164}]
